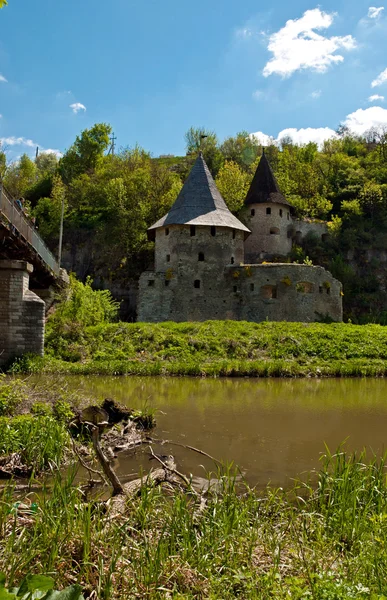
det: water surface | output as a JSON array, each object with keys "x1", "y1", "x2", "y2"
[{"x1": 43, "y1": 376, "x2": 387, "y2": 487}]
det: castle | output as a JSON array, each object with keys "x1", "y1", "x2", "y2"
[{"x1": 137, "y1": 151, "x2": 342, "y2": 323}]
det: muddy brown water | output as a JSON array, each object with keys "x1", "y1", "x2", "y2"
[{"x1": 37, "y1": 376, "x2": 387, "y2": 488}]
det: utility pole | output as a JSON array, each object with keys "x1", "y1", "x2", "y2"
[{"x1": 109, "y1": 133, "x2": 117, "y2": 156}]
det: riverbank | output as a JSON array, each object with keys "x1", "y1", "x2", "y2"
[
  {"x1": 1, "y1": 447, "x2": 387, "y2": 599},
  {"x1": 12, "y1": 320, "x2": 387, "y2": 377}
]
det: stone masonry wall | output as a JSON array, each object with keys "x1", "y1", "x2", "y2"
[
  {"x1": 0, "y1": 260, "x2": 45, "y2": 367},
  {"x1": 138, "y1": 263, "x2": 342, "y2": 323},
  {"x1": 240, "y1": 203, "x2": 293, "y2": 262}
]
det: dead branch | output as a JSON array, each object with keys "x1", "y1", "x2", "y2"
[
  {"x1": 149, "y1": 438, "x2": 222, "y2": 467},
  {"x1": 88, "y1": 422, "x2": 124, "y2": 496}
]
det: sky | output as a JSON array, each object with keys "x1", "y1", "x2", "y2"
[{"x1": 1, "y1": 0, "x2": 387, "y2": 159}]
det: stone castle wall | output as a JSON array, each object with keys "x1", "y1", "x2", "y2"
[
  {"x1": 240, "y1": 203, "x2": 293, "y2": 262},
  {"x1": 138, "y1": 263, "x2": 342, "y2": 323},
  {"x1": 0, "y1": 260, "x2": 45, "y2": 367}
]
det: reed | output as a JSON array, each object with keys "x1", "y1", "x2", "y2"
[{"x1": 1, "y1": 449, "x2": 387, "y2": 598}]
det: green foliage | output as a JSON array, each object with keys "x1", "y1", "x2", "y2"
[
  {"x1": 1, "y1": 452, "x2": 387, "y2": 597},
  {"x1": 215, "y1": 160, "x2": 249, "y2": 212},
  {"x1": 0, "y1": 573, "x2": 83, "y2": 600},
  {"x1": 18, "y1": 320, "x2": 387, "y2": 377},
  {"x1": 0, "y1": 414, "x2": 70, "y2": 471},
  {"x1": 0, "y1": 376, "x2": 25, "y2": 416}
]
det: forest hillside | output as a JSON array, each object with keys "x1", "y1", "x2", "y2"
[{"x1": 2, "y1": 124, "x2": 387, "y2": 323}]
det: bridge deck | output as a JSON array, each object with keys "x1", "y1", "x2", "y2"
[{"x1": 0, "y1": 185, "x2": 60, "y2": 276}]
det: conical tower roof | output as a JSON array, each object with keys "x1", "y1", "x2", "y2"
[
  {"x1": 148, "y1": 152, "x2": 250, "y2": 239},
  {"x1": 245, "y1": 151, "x2": 293, "y2": 209}
]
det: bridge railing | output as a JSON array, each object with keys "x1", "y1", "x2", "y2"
[{"x1": 0, "y1": 184, "x2": 60, "y2": 276}]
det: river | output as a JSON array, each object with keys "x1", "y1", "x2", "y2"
[{"x1": 42, "y1": 376, "x2": 387, "y2": 488}]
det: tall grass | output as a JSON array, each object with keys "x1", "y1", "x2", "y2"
[
  {"x1": 12, "y1": 320, "x2": 387, "y2": 377},
  {"x1": 1, "y1": 451, "x2": 387, "y2": 598}
]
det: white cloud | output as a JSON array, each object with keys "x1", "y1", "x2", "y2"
[
  {"x1": 250, "y1": 131, "x2": 275, "y2": 146},
  {"x1": 236, "y1": 27, "x2": 253, "y2": 39},
  {"x1": 0, "y1": 137, "x2": 61, "y2": 157},
  {"x1": 371, "y1": 68, "x2": 387, "y2": 87},
  {"x1": 252, "y1": 90, "x2": 263, "y2": 100},
  {"x1": 0, "y1": 74, "x2": 7, "y2": 83},
  {"x1": 369, "y1": 94, "x2": 385, "y2": 101},
  {"x1": 368, "y1": 6, "x2": 384, "y2": 18},
  {"x1": 310, "y1": 90, "x2": 322, "y2": 99},
  {"x1": 70, "y1": 102, "x2": 86, "y2": 114},
  {"x1": 344, "y1": 106, "x2": 387, "y2": 133},
  {"x1": 41, "y1": 149, "x2": 63, "y2": 158},
  {"x1": 278, "y1": 127, "x2": 337, "y2": 146},
  {"x1": 263, "y1": 8, "x2": 356, "y2": 78},
  {"x1": 0, "y1": 136, "x2": 36, "y2": 148}
]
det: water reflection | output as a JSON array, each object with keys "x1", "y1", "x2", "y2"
[{"x1": 35, "y1": 376, "x2": 387, "y2": 487}]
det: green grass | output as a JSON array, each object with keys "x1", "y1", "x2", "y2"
[
  {"x1": 13, "y1": 320, "x2": 387, "y2": 377},
  {"x1": 1, "y1": 450, "x2": 387, "y2": 598}
]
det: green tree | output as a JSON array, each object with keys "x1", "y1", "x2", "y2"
[
  {"x1": 59, "y1": 123, "x2": 112, "y2": 182},
  {"x1": 4, "y1": 154, "x2": 37, "y2": 198},
  {"x1": 215, "y1": 160, "x2": 249, "y2": 212},
  {"x1": 184, "y1": 126, "x2": 223, "y2": 176}
]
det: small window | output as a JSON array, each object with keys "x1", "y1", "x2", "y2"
[
  {"x1": 250, "y1": 283, "x2": 254, "y2": 291},
  {"x1": 319, "y1": 286, "x2": 323, "y2": 294},
  {"x1": 211, "y1": 226, "x2": 216, "y2": 237},
  {"x1": 279, "y1": 209, "x2": 283, "y2": 217},
  {"x1": 148, "y1": 280, "x2": 155, "y2": 287},
  {"x1": 233, "y1": 285, "x2": 238, "y2": 293},
  {"x1": 166, "y1": 254, "x2": 170, "y2": 262},
  {"x1": 190, "y1": 225, "x2": 196, "y2": 237},
  {"x1": 270, "y1": 227, "x2": 280, "y2": 235},
  {"x1": 251, "y1": 209, "x2": 255, "y2": 217},
  {"x1": 165, "y1": 228, "x2": 169, "y2": 236},
  {"x1": 231, "y1": 257, "x2": 234, "y2": 264},
  {"x1": 326, "y1": 287, "x2": 331, "y2": 295},
  {"x1": 232, "y1": 230, "x2": 236, "y2": 239},
  {"x1": 165, "y1": 280, "x2": 170, "y2": 287},
  {"x1": 287, "y1": 212, "x2": 290, "y2": 220},
  {"x1": 194, "y1": 279, "x2": 201, "y2": 289},
  {"x1": 266, "y1": 207, "x2": 271, "y2": 215},
  {"x1": 198, "y1": 252, "x2": 204, "y2": 261},
  {"x1": 261, "y1": 285, "x2": 277, "y2": 299},
  {"x1": 296, "y1": 281, "x2": 314, "y2": 294}
]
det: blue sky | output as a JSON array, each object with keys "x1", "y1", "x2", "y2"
[{"x1": 1, "y1": 0, "x2": 387, "y2": 159}]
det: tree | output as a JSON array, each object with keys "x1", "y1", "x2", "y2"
[
  {"x1": 59, "y1": 123, "x2": 112, "y2": 182},
  {"x1": 3, "y1": 154, "x2": 37, "y2": 198},
  {"x1": 184, "y1": 127, "x2": 223, "y2": 176},
  {"x1": 215, "y1": 161, "x2": 249, "y2": 212},
  {"x1": 0, "y1": 1, "x2": 7, "y2": 7},
  {"x1": 220, "y1": 131, "x2": 260, "y2": 171}
]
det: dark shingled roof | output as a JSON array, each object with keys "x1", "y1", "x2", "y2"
[
  {"x1": 245, "y1": 151, "x2": 293, "y2": 209},
  {"x1": 148, "y1": 152, "x2": 250, "y2": 239}
]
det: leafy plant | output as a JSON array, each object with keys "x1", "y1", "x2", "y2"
[{"x1": 0, "y1": 573, "x2": 84, "y2": 600}]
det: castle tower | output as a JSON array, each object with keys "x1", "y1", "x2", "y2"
[
  {"x1": 138, "y1": 152, "x2": 250, "y2": 322},
  {"x1": 241, "y1": 151, "x2": 293, "y2": 262}
]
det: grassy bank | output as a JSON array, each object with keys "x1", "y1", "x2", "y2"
[
  {"x1": 13, "y1": 320, "x2": 387, "y2": 377},
  {"x1": 1, "y1": 449, "x2": 387, "y2": 599}
]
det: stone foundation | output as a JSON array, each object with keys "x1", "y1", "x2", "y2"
[
  {"x1": 138, "y1": 263, "x2": 342, "y2": 323},
  {"x1": 0, "y1": 260, "x2": 45, "y2": 367}
]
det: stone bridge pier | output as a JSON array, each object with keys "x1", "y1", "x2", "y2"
[{"x1": 0, "y1": 260, "x2": 45, "y2": 368}]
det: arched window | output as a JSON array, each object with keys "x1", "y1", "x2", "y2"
[
  {"x1": 251, "y1": 209, "x2": 255, "y2": 216},
  {"x1": 279, "y1": 209, "x2": 283, "y2": 217},
  {"x1": 230, "y1": 257, "x2": 234, "y2": 264},
  {"x1": 198, "y1": 252, "x2": 204, "y2": 261},
  {"x1": 233, "y1": 285, "x2": 238, "y2": 293},
  {"x1": 165, "y1": 280, "x2": 170, "y2": 287},
  {"x1": 190, "y1": 225, "x2": 196, "y2": 236},
  {"x1": 232, "y1": 230, "x2": 236, "y2": 239},
  {"x1": 250, "y1": 283, "x2": 254, "y2": 291},
  {"x1": 211, "y1": 226, "x2": 216, "y2": 237},
  {"x1": 166, "y1": 254, "x2": 170, "y2": 262},
  {"x1": 165, "y1": 228, "x2": 169, "y2": 236},
  {"x1": 194, "y1": 280, "x2": 201, "y2": 288},
  {"x1": 266, "y1": 207, "x2": 271, "y2": 215},
  {"x1": 270, "y1": 227, "x2": 280, "y2": 235}
]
